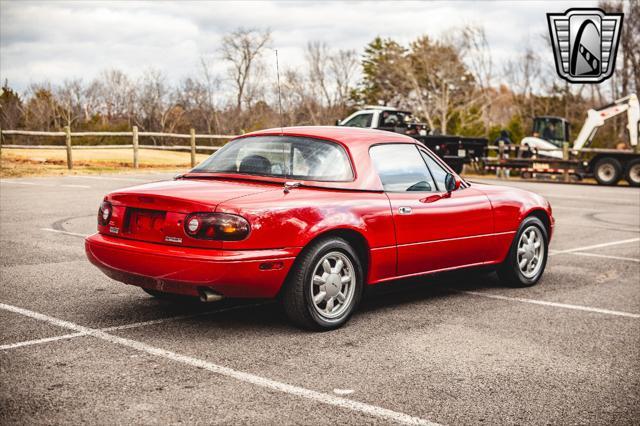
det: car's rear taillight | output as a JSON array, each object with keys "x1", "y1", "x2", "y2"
[
  {"x1": 98, "y1": 201, "x2": 112, "y2": 226},
  {"x1": 184, "y1": 213, "x2": 250, "y2": 241}
]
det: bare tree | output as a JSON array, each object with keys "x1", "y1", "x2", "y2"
[
  {"x1": 199, "y1": 57, "x2": 222, "y2": 133},
  {"x1": 503, "y1": 45, "x2": 541, "y2": 119},
  {"x1": 83, "y1": 79, "x2": 102, "y2": 122},
  {"x1": 134, "y1": 69, "x2": 176, "y2": 139},
  {"x1": 221, "y1": 28, "x2": 271, "y2": 111},
  {"x1": 329, "y1": 49, "x2": 358, "y2": 107},
  {"x1": 306, "y1": 42, "x2": 332, "y2": 106},
  {"x1": 24, "y1": 82, "x2": 58, "y2": 131},
  {"x1": 458, "y1": 24, "x2": 496, "y2": 128},
  {"x1": 56, "y1": 79, "x2": 84, "y2": 128},
  {"x1": 97, "y1": 69, "x2": 135, "y2": 123}
]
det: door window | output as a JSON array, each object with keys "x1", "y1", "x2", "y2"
[
  {"x1": 343, "y1": 113, "x2": 373, "y2": 128},
  {"x1": 419, "y1": 150, "x2": 450, "y2": 192},
  {"x1": 370, "y1": 144, "x2": 436, "y2": 192}
]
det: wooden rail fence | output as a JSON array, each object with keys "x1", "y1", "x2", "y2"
[{"x1": 0, "y1": 126, "x2": 237, "y2": 169}]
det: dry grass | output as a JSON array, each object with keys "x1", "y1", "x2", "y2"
[{"x1": 0, "y1": 148, "x2": 211, "y2": 177}]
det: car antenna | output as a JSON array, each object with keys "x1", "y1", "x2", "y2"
[
  {"x1": 275, "y1": 49, "x2": 284, "y2": 136},
  {"x1": 274, "y1": 49, "x2": 295, "y2": 192}
]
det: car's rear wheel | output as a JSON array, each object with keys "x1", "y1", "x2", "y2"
[
  {"x1": 497, "y1": 216, "x2": 548, "y2": 287},
  {"x1": 281, "y1": 237, "x2": 363, "y2": 330}
]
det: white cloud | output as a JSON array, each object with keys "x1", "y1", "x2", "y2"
[{"x1": 0, "y1": 0, "x2": 596, "y2": 94}]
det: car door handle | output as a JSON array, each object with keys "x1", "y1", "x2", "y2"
[{"x1": 398, "y1": 207, "x2": 412, "y2": 214}]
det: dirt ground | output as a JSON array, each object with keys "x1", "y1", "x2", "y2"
[{"x1": 0, "y1": 148, "x2": 210, "y2": 177}]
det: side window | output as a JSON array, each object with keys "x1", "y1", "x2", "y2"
[
  {"x1": 343, "y1": 113, "x2": 373, "y2": 128},
  {"x1": 419, "y1": 150, "x2": 450, "y2": 192},
  {"x1": 370, "y1": 144, "x2": 436, "y2": 192}
]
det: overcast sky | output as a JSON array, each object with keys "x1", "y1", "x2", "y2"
[{"x1": 0, "y1": 0, "x2": 597, "y2": 94}]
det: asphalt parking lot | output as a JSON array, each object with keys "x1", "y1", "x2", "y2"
[{"x1": 1, "y1": 173, "x2": 639, "y2": 425}]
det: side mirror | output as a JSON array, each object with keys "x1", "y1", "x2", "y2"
[
  {"x1": 335, "y1": 119, "x2": 341, "y2": 126},
  {"x1": 444, "y1": 173, "x2": 460, "y2": 192}
]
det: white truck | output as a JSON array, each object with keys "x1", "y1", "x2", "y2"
[{"x1": 337, "y1": 106, "x2": 487, "y2": 174}]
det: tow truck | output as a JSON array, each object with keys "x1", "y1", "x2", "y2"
[
  {"x1": 487, "y1": 94, "x2": 640, "y2": 186},
  {"x1": 337, "y1": 106, "x2": 487, "y2": 174}
]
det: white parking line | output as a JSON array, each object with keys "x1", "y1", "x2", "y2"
[
  {"x1": 0, "y1": 302, "x2": 438, "y2": 426},
  {"x1": 0, "y1": 332, "x2": 84, "y2": 350},
  {"x1": 61, "y1": 184, "x2": 92, "y2": 188},
  {"x1": 0, "y1": 180, "x2": 91, "y2": 189},
  {"x1": 544, "y1": 194, "x2": 640, "y2": 204},
  {"x1": 0, "y1": 302, "x2": 268, "y2": 351},
  {"x1": 68, "y1": 175, "x2": 152, "y2": 182},
  {"x1": 41, "y1": 228, "x2": 88, "y2": 238},
  {"x1": 0, "y1": 180, "x2": 38, "y2": 185},
  {"x1": 461, "y1": 291, "x2": 640, "y2": 319},
  {"x1": 553, "y1": 251, "x2": 640, "y2": 263},
  {"x1": 550, "y1": 237, "x2": 640, "y2": 255}
]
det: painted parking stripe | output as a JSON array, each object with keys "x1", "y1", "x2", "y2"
[
  {"x1": 550, "y1": 237, "x2": 640, "y2": 255},
  {"x1": 553, "y1": 251, "x2": 639, "y2": 263},
  {"x1": 0, "y1": 180, "x2": 90, "y2": 189},
  {"x1": 41, "y1": 228, "x2": 88, "y2": 238},
  {"x1": 543, "y1": 194, "x2": 640, "y2": 204},
  {"x1": 0, "y1": 332, "x2": 85, "y2": 350},
  {"x1": 0, "y1": 302, "x2": 268, "y2": 351},
  {"x1": 0, "y1": 180, "x2": 39, "y2": 185},
  {"x1": 61, "y1": 184, "x2": 91, "y2": 188},
  {"x1": 68, "y1": 175, "x2": 153, "y2": 182},
  {"x1": 0, "y1": 302, "x2": 438, "y2": 426},
  {"x1": 462, "y1": 291, "x2": 640, "y2": 319}
]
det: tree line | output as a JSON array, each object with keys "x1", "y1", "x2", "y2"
[{"x1": 1, "y1": 0, "x2": 637, "y2": 147}]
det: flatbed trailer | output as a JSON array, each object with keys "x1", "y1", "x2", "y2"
[
  {"x1": 483, "y1": 143, "x2": 640, "y2": 186},
  {"x1": 414, "y1": 134, "x2": 486, "y2": 174}
]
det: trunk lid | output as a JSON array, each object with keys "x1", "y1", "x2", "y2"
[{"x1": 102, "y1": 178, "x2": 278, "y2": 247}]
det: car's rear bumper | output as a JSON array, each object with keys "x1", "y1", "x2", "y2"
[{"x1": 85, "y1": 233, "x2": 299, "y2": 298}]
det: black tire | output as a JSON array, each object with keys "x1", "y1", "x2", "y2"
[
  {"x1": 281, "y1": 237, "x2": 363, "y2": 331},
  {"x1": 497, "y1": 216, "x2": 549, "y2": 287},
  {"x1": 624, "y1": 158, "x2": 640, "y2": 187},
  {"x1": 593, "y1": 157, "x2": 622, "y2": 186}
]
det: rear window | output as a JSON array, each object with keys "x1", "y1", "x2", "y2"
[{"x1": 192, "y1": 136, "x2": 353, "y2": 182}]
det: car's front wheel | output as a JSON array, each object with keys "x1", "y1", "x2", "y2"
[
  {"x1": 497, "y1": 216, "x2": 548, "y2": 287},
  {"x1": 282, "y1": 237, "x2": 363, "y2": 330}
]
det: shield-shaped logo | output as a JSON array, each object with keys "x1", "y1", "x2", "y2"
[{"x1": 547, "y1": 8, "x2": 623, "y2": 83}]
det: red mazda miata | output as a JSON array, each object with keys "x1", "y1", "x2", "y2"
[{"x1": 86, "y1": 126, "x2": 553, "y2": 330}]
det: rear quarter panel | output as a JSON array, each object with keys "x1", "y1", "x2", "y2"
[
  {"x1": 216, "y1": 187, "x2": 397, "y2": 283},
  {"x1": 472, "y1": 182, "x2": 553, "y2": 263}
]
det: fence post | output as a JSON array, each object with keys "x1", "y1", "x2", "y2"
[
  {"x1": 132, "y1": 126, "x2": 139, "y2": 168},
  {"x1": 498, "y1": 140, "x2": 505, "y2": 179},
  {"x1": 190, "y1": 128, "x2": 196, "y2": 167},
  {"x1": 65, "y1": 126, "x2": 73, "y2": 170},
  {"x1": 562, "y1": 141, "x2": 570, "y2": 183}
]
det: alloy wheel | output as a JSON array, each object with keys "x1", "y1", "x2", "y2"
[
  {"x1": 517, "y1": 226, "x2": 545, "y2": 278},
  {"x1": 309, "y1": 251, "x2": 356, "y2": 320}
]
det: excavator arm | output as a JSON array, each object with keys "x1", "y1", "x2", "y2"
[{"x1": 573, "y1": 93, "x2": 639, "y2": 150}]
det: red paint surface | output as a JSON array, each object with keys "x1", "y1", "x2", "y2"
[{"x1": 86, "y1": 126, "x2": 553, "y2": 298}]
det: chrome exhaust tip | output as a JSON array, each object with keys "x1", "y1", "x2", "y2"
[{"x1": 199, "y1": 288, "x2": 223, "y2": 303}]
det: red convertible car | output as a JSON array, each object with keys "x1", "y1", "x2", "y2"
[{"x1": 86, "y1": 126, "x2": 553, "y2": 330}]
